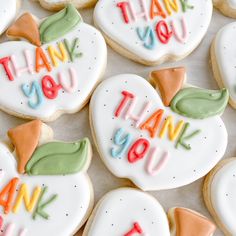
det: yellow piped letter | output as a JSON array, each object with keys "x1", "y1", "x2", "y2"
[
  {"x1": 48, "y1": 42, "x2": 68, "y2": 67},
  {"x1": 13, "y1": 184, "x2": 41, "y2": 213},
  {"x1": 159, "y1": 116, "x2": 184, "y2": 141},
  {"x1": 164, "y1": 0, "x2": 179, "y2": 15}
]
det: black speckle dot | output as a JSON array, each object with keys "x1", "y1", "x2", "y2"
[{"x1": 66, "y1": 213, "x2": 69, "y2": 216}]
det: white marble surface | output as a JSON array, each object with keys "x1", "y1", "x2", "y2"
[{"x1": 0, "y1": 0, "x2": 235, "y2": 235}]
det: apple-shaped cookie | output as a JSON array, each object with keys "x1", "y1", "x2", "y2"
[
  {"x1": 0, "y1": 0, "x2": 18, "y2": 35},
  {"x1": 0, "y1": 120, "x2": 94, "y2": 235},
  {"x1": 0, "y1": 4, "x2": 106, "y2": 121},
  {"x1": 90, "y1": 70, "x2": 228, "y2": 191},
  {"x1": 94, "y1": 0, "x2": 212, "y2": 65},
  {"x1": 203, "y1": 158, "x2": 236, "y2": 235},
  {"x1": 211, "y1": 22, "x2": 236, "y2": 109},
  {"x1": 83, "y1": 188, "x2": 170, "y2": 236}
]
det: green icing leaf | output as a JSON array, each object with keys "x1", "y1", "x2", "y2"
[
  {"x1": 26, "y1": 138, "x2": 90, "y2": 175},
  {"x1": 170, "y1": 87, "x2": 229, "y2": 119},
  {"x1": 40, "y1": 4, "x2": 81, "y2": 44}
]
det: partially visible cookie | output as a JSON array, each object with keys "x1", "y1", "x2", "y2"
[
  {"x1": 94, "y1": 0, "x2": 213, "y2": 65},
  {"x1": 0, "y1": 4, "x2": 107, "y2": 121},
  {"x1": 203, "y1": 158, "x2": 236, "y2": 235},
  {"x1": 83, "y1": 188, "x2": 170, "y2": 236},
  {"x1": 213, "y1": 0, "x2": 236, "y2": 18},
  {"x1": 35, "y1": 0, "x2": 97, "y2": 11},
  {"x1": 168, "y1": 207, "x2": 216, "y2": 236},
  {"x1": 0, "y1": 120, "x2": 94, "y2": 235},
  {"x1": 0, "y1": 0, "x2": 19, "y2": 35},
  {"x1": 211, "y1": 22, "x2": 236, "y2": 109}
]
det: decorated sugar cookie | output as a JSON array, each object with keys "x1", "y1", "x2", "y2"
[
  {"x1": 90, "y1": 67, "x2": 228, "y2": 191},
  {"x1": 203, "y1": 158, "x2": 236, "y2": 235},
  {"x1": 168, "y1": 207, "x2": 216, "y2": 236},
  {"x1": 94, "y1": 0, "x2": 212, "y2": 65},
  {"x1": 213, "y1": 0, "x2": 236, "y2": 18},
  {"x1": 35, "y1": 0, "x2": 97, "y2": 11},
  {"x1": 0, "y1": 0, "x2": 19, "y2": 35},
  {"x1": 0, "y1": 4, "x2": 106, "y2": 121},
  {"x1": 211, "y1": 22, "x2": 236, "y2": 109},
  {"x1": 83, "y1": 188, "x2": 170, "y2": 235},
  {"x1": 0, "y1": 120, "x2": 93, "y2": 235}
]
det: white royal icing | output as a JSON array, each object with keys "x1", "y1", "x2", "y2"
[
  {"x1": 0, "y1": 142, "x2": 93, "y2": 236},
  {"x1": 84, "y1": 188, "x2": 170, "y2": 236},
  {"x1": 214, "y1": 22, "x2": 236, "y2": 105},
  {"x1": 90, "y1": 74, "x2": 228, "y2": 191},
  {"x1": 0, "y1": 0, "x2": 17, "y2": 34},
  {"x1": 226, "y1": 0, "x2": 236, "y2": 9},
  {"x1": 0, "y1": 19, "x2": 106, "y2": 121},
  {"x1": 210, "y1": 159, "x2": 236, "y2": 235},
  {"x1": 94, "y1": 0, "x2": 212, "y2": 64}
]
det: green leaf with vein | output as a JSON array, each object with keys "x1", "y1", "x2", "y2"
[
  {"x1": 171, "y1": 88, "x2": 229, "y2": 119},
  {"x1": 40, "y1": 4, "x2": 81, "y2": 43},
  {"x1": 26, "y1": 138, "x2": 90, "y2": 175}
]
